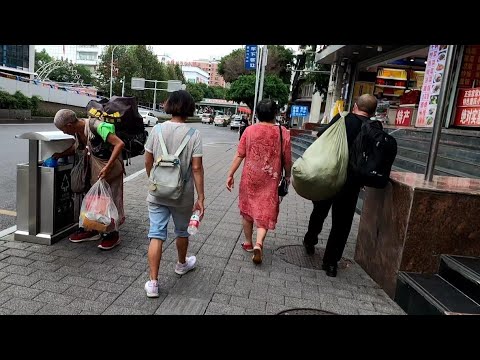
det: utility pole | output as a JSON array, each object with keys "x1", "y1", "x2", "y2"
[{"x1": 258, "y1": 45, "x2": 268, "y2": 102}]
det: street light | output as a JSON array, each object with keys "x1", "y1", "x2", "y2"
[
  {"x1": 120, "y1": 76, "x2": 125, "y2": 97},
  {"x1": 109, "y1": 45, "x2": 119, "y2": 98}
]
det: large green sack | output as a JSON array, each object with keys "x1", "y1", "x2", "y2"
[{"x1": 292, "y1": 112, "x2": 349, "y2": 201}]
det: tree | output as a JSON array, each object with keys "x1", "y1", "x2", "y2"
[
  {"x1": 73, "y1": 64, "x2": 93, "y2": 85},
  {"x1": 226, "y1": 74, "x2": 289, "y2": 110},
  {"x1": 287, "y1": 45, "x2": 331, "y2": 119},
  {"x1": 218, "y1": 46, "x2": 294, "y2": 84},
  {"x1": 174, "y1": 64, "x2": 186, "y2": 83},
  {"x1": 186, "y1": 83, "x2": 205, "y2": 102},
  {"x1": 211, "y1": 86, "x2": 226, "y2": 99},
  {"x1": 34, "y1": 50, "x2": 93, "y2": 85},
  {"x1": 35, "y1": 49, "x2": 53, "y2": 70},
  {"x1": 96, "y1": 45, "x2": 184, "y2": 104},
  {"x1": 218, "y1": 48, "x2": 248, "y2": 83}
]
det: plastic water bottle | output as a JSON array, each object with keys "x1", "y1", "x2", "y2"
[{"x1": 187, "y1": 210, "x2": 201, "y2": 235}]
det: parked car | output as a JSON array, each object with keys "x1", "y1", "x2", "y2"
[
  {"x1": 230, "y1": 115, "x2": 242, "y2": 130},
  {"x1": 214, "y1": 115, "x2": 229, "y2": 127},
  {"x1": 201, "y1": 113, "x2": 214, "y2": 124},
  {"x1": 139, "y1": 110, "x2": 157, "y2": 127}
]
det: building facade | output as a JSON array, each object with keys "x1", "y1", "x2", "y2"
[
  {"x1": 0, "y1": 45, "x2": 36, "y2": 79},
  {"x1": 173, "y1": 59, "x2": 226, "y2": 87},
  {"x1": 181, "y1": 66, "x2": 209, "y2": 84},
  {"x1": 35, "y1": 45, "x2": 103, "y2": 73}
]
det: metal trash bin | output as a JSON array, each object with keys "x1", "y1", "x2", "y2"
[{"x1": 14, "y1": 131, "x2": 77, "y2": 245}]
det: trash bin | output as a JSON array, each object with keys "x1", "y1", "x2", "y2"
[{"x1": 14, "y1": 131, "x2": 78, "y2": 245}]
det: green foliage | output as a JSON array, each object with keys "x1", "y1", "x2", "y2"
[
  {"x1": 218, "y1": 45, "x2": 294, "y2": 84},
  {"x1": 185, "y1": 83, "x2": 227, "y2": 102},
  {"x1": 35, "y1": 50, "x2": 93, "y2": 84},
  {"x1": 226, "y1": 74, "x2": 288, "y2": 110},
  {"x1": 96, "y1": 45, "x2": 187, "y2": 105},
  {"x1": 0, "y1": 91, "x2": 42, "y2": 110},
  {"x1": 185, "y1": 83, "x2": 205, "y2": 102}
]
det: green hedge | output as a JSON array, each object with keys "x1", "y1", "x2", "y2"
[{"x1": 0, "y1": 91, "x2": 41, "y2": 111}]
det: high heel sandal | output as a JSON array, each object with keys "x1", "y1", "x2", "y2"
[{"x1": 252, "y1": 243, "x2": 263, "y2": 265}]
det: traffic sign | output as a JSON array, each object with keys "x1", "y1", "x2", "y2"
[{"x1": 245, "y1": 45, "x2": 258, "y2": 70}]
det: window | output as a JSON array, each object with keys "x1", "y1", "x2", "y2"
[{"x1": 77, "y1": 52, "x2": 96, "y2": 61}]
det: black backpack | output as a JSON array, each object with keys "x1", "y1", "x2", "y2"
[
  {"x1": 86, "y1": 96, "x2": 148, "y2": 163},
  {"x1": 349, "y1": 119, "x2": 397, "y2": 188}
]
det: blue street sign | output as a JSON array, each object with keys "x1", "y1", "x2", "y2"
[
  {"x1": 291, "y1": 105, "x2": 309, "y2": 117},
  {"x1": 245, "y1": 45, "x2": 258, "y2": 71}
]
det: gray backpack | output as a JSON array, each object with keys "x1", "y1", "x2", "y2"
[{"x1": 148, "y1": 125, "x2": 196, "y2": 200}]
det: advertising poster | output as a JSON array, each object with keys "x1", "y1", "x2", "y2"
[{"x1": 415, "y1": 45, "x2": 448, "y2": 128}]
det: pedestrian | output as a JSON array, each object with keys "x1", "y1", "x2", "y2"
[
  {"x1": 303, "y1": 94, "x2": 378, "y2": 277},
  {"x1": 238, "y1": 115, "x2": 249, "y2": 140},
  {"x1": 53, "y1": 109, "x2": 125, "y2": 250},
  {"x1": 144, "y1": 90, "x2": 205, "y2": 298},
  {"x1": 226, "y1": 99, "x2": 292, "y2": 264}
]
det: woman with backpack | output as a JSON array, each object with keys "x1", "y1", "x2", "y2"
[
  {"x1": 143, "y1": 90, "x2": 205, "y2": 298},
  {"x1": 53, "y1": 109, "x2": 125, "y2": 250}
]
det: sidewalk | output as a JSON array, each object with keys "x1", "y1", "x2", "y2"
[{"x1": 0, "y1": 140, "x2": 404, "y2": 315}]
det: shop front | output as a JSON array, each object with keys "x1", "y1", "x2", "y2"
[{"x1": 319, "y1": 45, "x2": 480, "y2": 131}]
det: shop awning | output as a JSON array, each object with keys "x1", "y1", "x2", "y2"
[
  {"x1": 238, "y1": 107, "x2": 251, "y2": 114},
  {"x1": 315, "y1": 45, "x2": 425, "y2": 65}
]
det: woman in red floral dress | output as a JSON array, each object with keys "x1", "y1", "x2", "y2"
[{"x1": 226, "y1": 99, "x2": 292, "y2": 264}]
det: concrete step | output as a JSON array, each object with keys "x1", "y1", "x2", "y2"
[{"x1": 395, "y1": 272, "x2": 480, "y2": 315}]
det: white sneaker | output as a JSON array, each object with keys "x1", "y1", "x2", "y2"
[
  {"x1": 175, "y1": 256, "x2": 197, "y2": 275},
  {"x1": 144, "y1": 280, "x2": 159, "y2": 298}
]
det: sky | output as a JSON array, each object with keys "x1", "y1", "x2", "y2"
[{"x1": 149, "y1": 45, "x2": 299, "y2": 61}]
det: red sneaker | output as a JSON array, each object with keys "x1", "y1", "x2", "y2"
[
  {"x1": 98, "y1": 232, "x2": 120, "y2": 250},
  {"x1": 69, "y1": 228, "x2": 101, "y2": 243}
]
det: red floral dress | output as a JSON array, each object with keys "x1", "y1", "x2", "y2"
[{"x1": 237, "y1": 123, "x2": 292, "y2": 230}]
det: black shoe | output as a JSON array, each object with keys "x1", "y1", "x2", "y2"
[
  {"x1": 322, "y1": 263, "x2": 337, "y2": 277},
  {"x1": 303, "y1": 240, "x2": 315, "y2": 255}
]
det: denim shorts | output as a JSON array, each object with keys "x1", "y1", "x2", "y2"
[{"x1": 147, "y1": 202, "x2": 191, "y2": 241}]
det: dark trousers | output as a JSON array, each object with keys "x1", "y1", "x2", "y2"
[{"x1": 304, "y1": 178, "x2": 360, "y2": 265}]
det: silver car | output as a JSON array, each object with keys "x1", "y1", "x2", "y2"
[{"x1": 230, "y1": 115, "x2": 242, "y2": 130}]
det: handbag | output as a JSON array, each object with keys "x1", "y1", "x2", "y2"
[{"x1": 278, "y1": 125, "x2": 289, "y2": 197}]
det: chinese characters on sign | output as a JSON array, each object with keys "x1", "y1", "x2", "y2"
[
  {"x1": 245, "y1": 45, "x2": 258, "y2": 71},
  {"x1": 453, "y1": 87, "x2": 480, "y2": 127},
  {"x1": 395, "y1": 108, "x2": 413, "y2": 126},
  {"x1": 458, "y1": 45, "x2": 480, "y2": 88},
  {"x1": 415, "y1": 45, "x2": 447, "y2": 128},
  {"x1": 291, "y1": 105, "x2": 308, "y2": 117}
]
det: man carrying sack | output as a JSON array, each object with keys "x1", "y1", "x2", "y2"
[{"x1": 302, "y1": 94, "x2": 378, "y2": 277}]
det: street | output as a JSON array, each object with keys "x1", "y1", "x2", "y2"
[{"x1": 0, "y1": 122, "x2": 239, "y2": 232}]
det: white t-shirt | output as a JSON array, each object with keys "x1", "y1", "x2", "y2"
[{"x1": 145, "y1": 121, "x2": 203, "y2": 207}]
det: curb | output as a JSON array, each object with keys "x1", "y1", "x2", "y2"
[{"x1": 0, "y1": 225, "x2": 17, "y2": 239}]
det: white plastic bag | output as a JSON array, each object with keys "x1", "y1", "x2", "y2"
[
  {"x1": 79, "y1": 179, "x2": 119, "y2": 232},
  {"x1": 292, "y1": 112, "x2": 349, "y2": 201}
]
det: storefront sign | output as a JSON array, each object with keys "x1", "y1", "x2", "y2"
[
  {"x1": 453, "y1": 87, "x2": 480, "y2": 127},
  {"x1": 415, "y1": 45, "x2": 448, "y2": 128},
  {"x1": 458, "y1": 45, "x2": 480, "y2": 88},
  {"x1": 395, "y1": 108, "x2": 413, "y2": 126}
]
